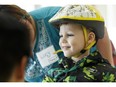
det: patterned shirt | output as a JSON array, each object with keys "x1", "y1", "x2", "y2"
[
  {"x1": 43, "y1": 51, "x2": 116, "y2": 82},
  {"x1": 24, "y1": 6, "x2": 63, "y2": 82}
]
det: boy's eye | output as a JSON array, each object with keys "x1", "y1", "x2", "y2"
[
  {"x1": 67, "y1": 34, "x2": 74, "y2": 37},
  {"x1": 59, "y1": 34, "x2": 74, "y2": 38}
]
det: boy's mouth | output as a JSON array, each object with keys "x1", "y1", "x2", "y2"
[{"x1": 62, "y1": 46, "x2": 71, "y2": 50}]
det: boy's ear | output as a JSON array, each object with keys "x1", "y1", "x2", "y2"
[
  {"x1": 15, "y1": 56, "x2": 27, "y2": 82},
  {"x1": 88, "y1": 32, "x2": 96, "y2": 44}
]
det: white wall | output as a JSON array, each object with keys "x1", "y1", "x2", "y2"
[{"x1": 107, "y1": 5, "x2": 116, "y2": 48}]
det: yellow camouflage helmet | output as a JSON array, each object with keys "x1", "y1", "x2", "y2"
[{"x1": 49, "y1": 5, "x2": 105, "y2": 39}]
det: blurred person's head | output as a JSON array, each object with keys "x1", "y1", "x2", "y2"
[
  {"x1": 0, "y1": 12, "x2": 31, "y2": 82},
  {"x1": 0, "y1": 5, "x2": 36, "y2": 46}
]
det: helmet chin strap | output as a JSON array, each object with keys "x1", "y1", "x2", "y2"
[
  {"x1": 53, "y1": 49, "x2": 63, "y2": 54},
  {"x1": 72, "y1": 40, "x2": 96, "y2": 58},
  {"x1": 54, "y1": 25, "x2": 96, "y2": 58},
  {"x1": 72, "y1": 25, "x2": 96, "y2": 58}
]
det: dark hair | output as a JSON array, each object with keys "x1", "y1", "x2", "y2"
[
  {"x1": 0, "y1": 5, "x2": 31, "y2": 24},
  {"x1": 0, "y1": 12, "x2": 31, "y2": 81},
  {"x1": 0, "y1": 5, "x2": 36, "y2": 40}
]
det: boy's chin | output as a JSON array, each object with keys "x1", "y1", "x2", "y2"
[{"x1": 64, "y1": 54, "x2": 72, "y2": 58}]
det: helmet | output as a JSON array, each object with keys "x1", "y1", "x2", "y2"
[{"x1": 49, "y1": 5, "x2": 105, "y2": 39}]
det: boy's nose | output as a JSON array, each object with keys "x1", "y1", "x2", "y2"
[{"x1": 61, "y1": 37, "x2": 67, "y2": 43}]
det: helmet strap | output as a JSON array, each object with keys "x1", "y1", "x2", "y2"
[
  {"x1": 53, "y1": 49, "x2": 63, "y2": 54},
  {"x1": 72, "y1": 25, "x2": 96, "y2": 58}
]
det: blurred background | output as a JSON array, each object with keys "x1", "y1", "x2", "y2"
[{"x1": 1, "y1": 0, "x2": 116, "y2": 48}]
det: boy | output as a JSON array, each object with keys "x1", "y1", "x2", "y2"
[
  {"x1": 0, "y1": 13, "x2": 31, "y2": 82},
  {"x1": 43, "y1": 5, "x2": 116, "y2": 82}
]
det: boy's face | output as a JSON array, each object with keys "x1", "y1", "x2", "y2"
[{"x1": 59, "y1": 23, "x2": 85, "y2": 58}]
